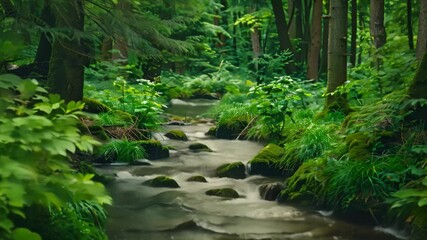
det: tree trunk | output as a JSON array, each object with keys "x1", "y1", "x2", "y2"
[
  {"x1": 251, "y1": 27, "x2": 262, "y2": 59},
  {"x1": 306, "y1": 0, "x2": 322, "y2": 80},
  {"x1": 370, "y1": 0, "x2": 386, "y2": 48},
  {"x1": 48, "y1": 0, "x2": 85, "y2": 102},
  {"x1": 33, "y1": 3, "x2": 55, "y2": 78},
  {"x1": 325, "y1": 0, "x2": 349, "y2": 113},
  {"x1": 350, "y1": 0, "x2": 357, "y2": 66},
  {"x1": 320, "y1": 0, "x2": 330, "y2": 76},
  {"x1": 407, "y1": 51, "x2": 427, "y2": 124},
  {"x1": 271, "y1": 0, "x2": 295, "y2": 73},
  {"x1": 101, "y1": 37, "x2": 113, "y2": 61},
  {"x1": 407, "y1": 0, "x2": 414, "y2": 49},
  {"x1": 416, "y1": 0, "x2": 427, "y2": 60}
]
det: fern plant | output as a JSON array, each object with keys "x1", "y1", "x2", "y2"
[{"x1": 98, "y1": 140, "x2": 146, "y2": 163}]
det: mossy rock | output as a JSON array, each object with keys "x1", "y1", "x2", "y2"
[
  {"x1": 189, "y1": 143, "x2": 212, "y2": 152},
  {"x1": 138, "y1": 140, "x2": 169, "y2": 160},
  {"x1": 186, "y1": 175, "x2": 208, "y2": 182},
  {"x1": 205, "y1": 188, "x2": 240, "y2": 198},
  {"x1": 215, "y1": 122, "x2": 247, "y2": 140},
  {"x1": 248, "y1": 143, "x2": 285, "y2": 177},
  {"x1": 216, "y1": 162, "x2": 246, "y2": 179},
  {"x1": 143, "y1": 176, "x2": 180, "y2": 188},
  {"x1": 259, "y1": 183, "x2": 284, "y2": 201},
  {"x1": 165, "y1": 129, "x2": 188, "y2": 141},
  {"x1": 83, "y1": 97, "x2": 111, "y2": 113},
  {"x1": 205, "y1": 126, "x2": 217, "y2": 137},
  {"x1": 345, "y1": 132, "x2": 372, "y2": 161}
]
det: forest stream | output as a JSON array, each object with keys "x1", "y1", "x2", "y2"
[{"x1": 99, "y1": 99, "x2": 404, "y2": 240}]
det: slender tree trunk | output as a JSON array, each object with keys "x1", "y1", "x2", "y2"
[
  {"x1": 288, "y1": 0, "x2": 296, "y2": 38},
  {"x1": 370, "y1": 0, "x2": 386, "y2": 48},
  {"x1": 271, "y1": 0, "x2": 295, "y2": 73},
  {"x1": 48, "y1": 0, "x2": 85, "y2": 102},
  {"x1": 407, "y1": 0, "x2": 414, "y2": 49},
  {"x1": 33, "y1": 2, "x2": 55, "y2": 78},
  {"x1": 251, "y1": 27, "x2": 262, "y2": 59},
  {"x1": 350, "y1": 0, "x2": 357, "y2": 66},
  {"x1": 101, "y1": 37, "x2": 113, "y2": 61},
  {"x1": 306, "y1": 0, "x2": 322, "y2": 80},
  {"x1": 294, "y1": 0, "x2": 303, "y2": 62},
  {"x1": 325, "y1": 0, "x2": 349, "y2": 113},
  {"x1": 416, "y1": 0, "x2": 427, "y2": 60},
  {"x1": 320, "y1": 0, "x2": 330, "y2": 76},
  {"x1": 358, "y1": 8, "x2": 365, "y2": 65}
]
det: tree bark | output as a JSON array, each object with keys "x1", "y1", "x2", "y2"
[
  {"x1": 320, "y1": 0, "x2": 330, "y2": 76},
  {"x1": 306, "y1": 0, "x2": 322, "y2": 80},
  {"x1": 407, "y1": 51, "x2": 427, "y2": 124},
  {"x1": 350, "y1": 0, "x2": 357, "y2": 66},
  {"x1": 101, "y1": 37, "x2": 113, "y2": 61},
  {"x1": 48, "y1": 0, "x2": 85, "y2": 102},
  {"x1": 251, "y1": 27, "x2": 262, "y2": 59},
  {"x1": 369, "y1": 0, "x2": 386, "y2": 48},
  {"x1": 407, "y1": 0, "x2": 414, "y2": 49},
  {"x1": 271, "y1": 0, "x2": 295, "y2": 73},
  {"x1": 33, "y1": 3, "x2": 55, "y2": 78},
  {"x1": 416, "y1": 0, "x2": 427, "y2": 60},
  {"x1": 325, "y1": 0, "x2": 349, "y2": 113}
]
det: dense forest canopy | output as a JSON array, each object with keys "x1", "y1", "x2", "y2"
[{"x1": 1, "y1": 0, "x2": 427, "y2": 239}]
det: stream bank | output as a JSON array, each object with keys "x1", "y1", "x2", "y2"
[{"x1": 98, "y1": 99, "x2": 404, "y2": 240}]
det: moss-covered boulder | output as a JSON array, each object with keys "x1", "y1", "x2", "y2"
[
  {"x1": 186, "y1": 175, "x2": 208, "y2": 182},
  {"x1": 165, "y1": 129, "x2": 188, "y2": 141},
  {"x1": 138, "y1": 140, "x2": 169, "y2": 160},
  {"x1": 189, "y1": 143, "x2": 212, "y2": 152},
  {"x1": 83, "y1": 97, "x2": 111, "y2": 113},
  {"x1": 143, "y1": 176, "x2": 180, "y2": 188},
  {"x1": 259, "y1": 183, "x2": 284, "y2": 201},
  {"x1": 205, "y1": 188, "x2": 240, "y2": 198},
  {"x1": 216, "y1": 162, "x2": 246, "y2": 179},
  {"x1": 216, "y1": 122, "x2": 247, "y2": 140},
  {"x1": 248, "y1": 143, "x2": 285, "y2": 177},
  {"x1": 205, "y1": 126, "x2": 217, "y2": 137}
]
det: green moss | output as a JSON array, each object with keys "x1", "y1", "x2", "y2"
[
  {"x1": 205, "y1": 188, "x2": 240, "y2": 198},
  {"x1": 164, "y1": 129, "x2": 188, "y2": 141},
  {"x1": 143, "y1": 176, "x2": 180, "y2": 188},
  {"x1": 205, "y1": 126, "x2": 217, "y2": 136},
  {"x1": 138, "y1": 140, "x2": 169, "y2": 160},
  {"x1": 186, "y1": 175, "x2": 208, "y2": 182},
  {"x1": 189, "y1": 143, "x2": 212, "y2": 152},
  {"x1": 345, "y1": 132, "x2": 372, "y2": 161},
  {"x1": 248, "y1": 143, "x2": 285, "y2": 176},
  {"x1": 216, "y1": 162, "x2": 246, "y2": 179},
  {"x1": 83, "y1": 97, "x2": 111, "y2": 113}
]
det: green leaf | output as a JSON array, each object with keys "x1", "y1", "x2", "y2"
[
  {"x1": 12, "y1": 228, "x2": 42, "y2": 240},
  {"x1": 418, "y1": 198, "x2": 427, "y2": 207}
]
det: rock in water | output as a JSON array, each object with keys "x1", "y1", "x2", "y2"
[
  {"x1": 186, "y1": 175, "x2": 208, "y2": 182},
  {"x1": 143, "y1": 176, "x2": 180, "y2": 188},
  {"x1": 248, "y1": 143, "x2": 285, "y2": 177},
  {"x1": 164, "y1": 129, "x2": 188, "y2": 141},
  {"x1": 259, "y1": 183, "x2": 284, "y2": 201},
  {"x1": 205, "y1": 188, "x2": 240, "y2": 198},
  {"x1": 189, "y1": 143, "x2": 212, "y2": 152},
  {"x1": 216, "y1": 162, "x2": 246, "y2": 179}
]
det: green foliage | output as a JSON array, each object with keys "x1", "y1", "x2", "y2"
[
  {"x1": 99, "y1": 140, "x2": 146, "y2": 163},
  {"x1": 85, "y1": 77, "x2": 165, "y2": 131},
  {"x1": 0, "y1": 74, "x2": 111, "y2": 239}
]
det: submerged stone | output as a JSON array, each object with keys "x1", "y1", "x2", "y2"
[
  {"x1": 259, "y1": 183, "x2": 284, "y2": 201},
  {"x1": 138, "y1": 140, "x2": 170, "y2": 160},
  {"x1": 186, "y1": 175, "x2": 208, "y2": 182},
  {"x1": 189, "y1": 142, "x2": 212, "y2": 152},
  {"x1": 248, "y1": 143, "x2": 285, "y2": 177},
  {"x1": 216, "y1": 162, "x2": 246, "y2": 179},
  {"x1": 132, "y1": 159, "x2": 152, "y2": 166},
  {"x1": 143, "y1": 176, "x2": 180, "y2": 188},
  {"x1": 205, "y1": 188, "x2": 240, "y2": 198},
  {"x1": 165, "y1": 129, "x2": 188, "y2": 141}
]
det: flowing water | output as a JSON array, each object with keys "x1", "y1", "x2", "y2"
[{"x1": 100, "y1": 100, "x2": 405, "y2": 240}]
